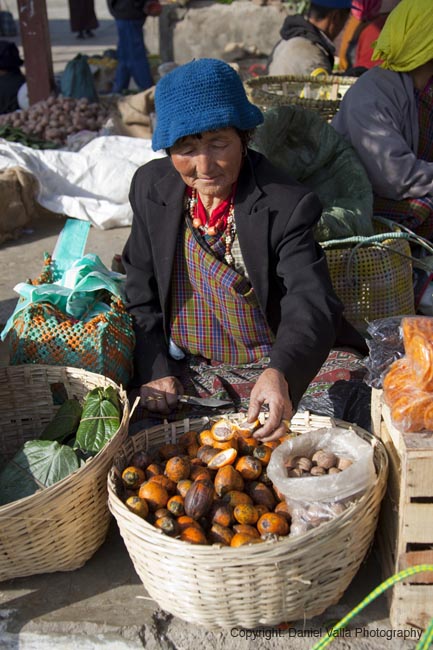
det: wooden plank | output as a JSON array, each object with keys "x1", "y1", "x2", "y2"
[
  {"x1": 390, "y1": 583, "x2": 433, "y2": 630},
  {"x1": 401, "y1": 503, "x2": 433, "y2": 544},
  {"x1": 405, "y1": 455, "x2": 433, "y2": 498},
  {"x1": 376, "y1": 495, "x2": 398, "y2": 579},
  {"x1": 371, "y1": 388, "x2": 383, "y2": 436},
  {"x1": 399, "y1": 551, "x2": 433, "y2": 584},
  {"x1": 17, "y1": 0, "x2": 55, "y2": 104},
  {"x1": 379, "y1": 420, "x2": 401, "y2": 504}
]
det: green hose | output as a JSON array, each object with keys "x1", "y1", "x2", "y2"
[{"x1": 310, "y1": 564, "x2": 433, "y2": 650}]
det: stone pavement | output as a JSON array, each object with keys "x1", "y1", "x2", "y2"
[{"x1": 0, "y1": 3, "x2": 427, "y2": 649}]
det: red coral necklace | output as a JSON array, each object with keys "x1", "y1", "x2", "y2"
[{"x1": 188, "y1": 187, "x2": 236, "y2": 265}]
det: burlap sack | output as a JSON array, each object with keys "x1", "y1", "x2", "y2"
[
  {"x1": 111, "y1": 87, "x2": 155, "y2": 139},
  {"x1": 0, "y1": 166, "x2": 40, "y2": 245}
]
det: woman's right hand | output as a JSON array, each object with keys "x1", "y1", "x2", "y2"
[{"x1": 140, "y1": 376, "x2": 184, "y2": 414}]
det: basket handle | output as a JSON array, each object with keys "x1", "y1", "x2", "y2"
[{"x1": 322, "y1": 231, "x2": 433, "y2": 287}]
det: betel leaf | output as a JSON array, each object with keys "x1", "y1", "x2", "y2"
[
  {"x1": 0, "y1": 440, "x2": 80, "y2": 506},
  {"x1": 74, "y1": 386, "x2": 121, "y2": 453},
  {"x1": 39, "y1": 399, "x2": 83, "y2": 442}
]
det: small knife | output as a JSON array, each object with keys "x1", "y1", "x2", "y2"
[{"x1": 178, "y1": 394, "x2": 233, "y2": 408}]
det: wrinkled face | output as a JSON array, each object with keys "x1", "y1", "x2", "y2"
[{"x1": 170, "y1": 128, "x2": 243, "y2": 201}]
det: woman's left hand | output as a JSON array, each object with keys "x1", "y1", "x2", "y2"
[{"x1": 247, "y1": 368, "x2": 293, "y2": 442}]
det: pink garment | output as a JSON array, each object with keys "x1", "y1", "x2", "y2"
[
  {"x1": 355, "y1": 14, "x2": 387, "y2": 68},
  {"x1": 351, "y1": 0, "x2": 381, "y2": 22}
]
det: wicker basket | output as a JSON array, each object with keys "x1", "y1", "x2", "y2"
[
  {"x1": 244, "y1": 74, "x2": 358, "y2": 121},
  {"x1": 0, "y1": 364, "x2": 129, "y2": 582},
  {"x1": 108, "y1": 413, "x2": 388, "y2": 629}
]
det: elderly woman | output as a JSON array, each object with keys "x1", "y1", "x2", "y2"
[{"x1": 122, "y1": 58, "x2": 364, "y2": 441}]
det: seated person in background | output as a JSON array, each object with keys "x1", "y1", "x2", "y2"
[
  {"x1": 332, "y1": 0, "x2": 433, "y2": 238},
  {"x1": 122, "y1": 58, "x2": 366, "y2": 441},
  {"x1": 331, "y1": 0, "x2": 433, "y2": 302},
  {"x1": 340, "y1": 0, "x2": 401, "y2": 73},
  {"x1": 338, "y1": 0, "x2": 382, "y2": 71},
  {"x1": 266, "y1": 0, "x2": 351, "y2": 77},
  {"x1": 0, "y1": 41, "x2": 25, "y2": 115}
]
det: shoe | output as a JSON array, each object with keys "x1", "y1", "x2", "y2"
[
  {"x1": 76, "y1": 31, "x2": 85, "y2": 39},
  {"x1": 85, "y1": 30, "x2": 95, "y2": 37}
]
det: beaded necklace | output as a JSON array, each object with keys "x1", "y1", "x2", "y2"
[{"x1": 188, "y1": 188, "x2": 236, "y2": 266}]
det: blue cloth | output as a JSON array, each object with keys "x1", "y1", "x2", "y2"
[
  {"x1": 151, "y1": 58, "x2": 264, "y2": 151},
  {"x1": 112, "y1": 18, "x2": 153, "y2": 93},
  {"x1": 312, "y1": 0, "x2": 352, "y2": 6}
]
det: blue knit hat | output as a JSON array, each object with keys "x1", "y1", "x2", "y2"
[
  {"x1": 310, "y1": 0, "x2": 352, "y2": 7},
  {"x1": 151, "y1": 58, "x2": 264, "y2": 151}
]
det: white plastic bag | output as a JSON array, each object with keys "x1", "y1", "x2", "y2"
[{"x1": 267, "y1": 427, "x2": 376, "y2": 535}]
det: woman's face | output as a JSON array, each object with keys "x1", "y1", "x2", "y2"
[{"x1": 170, "y1": 128, "x2": 243, "y2": 201}]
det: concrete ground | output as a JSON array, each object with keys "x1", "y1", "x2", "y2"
[{"x1": 0, "y1": 2, "x2": 426, "y2": 649}]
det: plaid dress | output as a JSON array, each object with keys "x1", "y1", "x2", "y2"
[
  {"x1": 170, "y1": 221, "x2": 274, "y2": 364},
  {"x1": 373, "y1": 80, "x2": 433, "y2": 240}
]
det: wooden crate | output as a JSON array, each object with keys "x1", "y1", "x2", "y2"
[{"x1": 372, "y1": 388, "x2": 433, "y2": 629}]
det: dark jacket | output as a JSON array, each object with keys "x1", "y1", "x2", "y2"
[
  {"x1": 0, "y1": 71, "x2": 25, "y2": 114},
  {"x1": 107, "y1": 0, "x2": 146, "y2": 21},
  {"x1": 266, "y1": 14, "x2": 335, "y2": 75},
  {"x1": 279, "y1": 14, "x2": 335, "y2": 68},
  {"x1": 122, "y1": 150, "x2": 364, "y2": 407}
]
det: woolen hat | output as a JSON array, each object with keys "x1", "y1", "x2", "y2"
[
  {"x1": 310, "y1": 0, "x2": 352, "y2": 7},
  {"x1": 151, "y1": 58, "x2": 264, "y2": 151}
]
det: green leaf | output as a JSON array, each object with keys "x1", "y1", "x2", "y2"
[
  {"x1": 0, "y1": 441, "x2": 80, "y2": 506},
  {"x1": 74, "y1": 387, "x2": 121, "y2": 453},
  {"x1": 39, "y1": 399, "x2": 83, "y2": 442}
]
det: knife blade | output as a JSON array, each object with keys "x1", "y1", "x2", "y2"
[{"x1": 178, "y1": 394, "x2": 233, "y2": 408}]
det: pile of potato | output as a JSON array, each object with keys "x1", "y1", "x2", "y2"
[{"x1": 0, "y1": 95, "x2": 111, "y2": 146}]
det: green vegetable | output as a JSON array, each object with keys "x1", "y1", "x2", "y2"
[
  {"x1": 39, "y1": 399, "x2": 82, "y2": 442},
  {"x1": 74, "y1": 386, "x2": 121, "y2": 453},
  {"x1": 0, "y1": 125, "x2": 59, "y2": 149},
  {"x1": 0, "y1": 440, "x2": 80, "y2": 506}
]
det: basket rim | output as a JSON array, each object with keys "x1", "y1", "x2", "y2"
[
  {"x1": 0, "y1": 364, "x2": 129, "y2": 516},
  {"x1": 244, "y1": 73, "x2": 359, "y2": 88},
  {"x1": 107, "y1": 416, "x2": 388, "y2": 558}
]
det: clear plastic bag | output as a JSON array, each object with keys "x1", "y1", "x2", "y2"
[
  {"x1": 364, "y1": 316, "x2": 405, "y2": 388},
  {"x1": 267, "y1": 427, "x2": 376, "y2": 536}
]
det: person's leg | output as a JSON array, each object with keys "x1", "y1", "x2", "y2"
[
  {"x1": 112, "y1": 19, "x2": 131, "y2": 93},
  {"x1": 128, "y1": 19, "x2": 154, "y2": 90}
]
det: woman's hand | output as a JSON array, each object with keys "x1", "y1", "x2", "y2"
[
  {"x1": 140, "y1": 376, "x2": 184, "y2": 414},
  {"x1": 247, "y1": 368, "x2": 294, "y2": 442}
]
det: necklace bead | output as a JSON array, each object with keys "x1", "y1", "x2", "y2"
[{"x1": 188, "y1": 188, "x2": 236, "y2": 265}]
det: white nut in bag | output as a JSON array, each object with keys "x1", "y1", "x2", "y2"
[{"x1": 267, "y1": 427, "x2": 376, "y2": 536}]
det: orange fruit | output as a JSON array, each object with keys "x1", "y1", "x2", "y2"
[
  {"x1": 121, "y1": 466, "x2": 146, "y2": 489},
  {"x1": 138, "y1": 481, "x2": 169, "y2": 511},
  {"x1": 180, "y1": 526, "x2": 208, "y2": 545},
  {"x1": 235, "y1": 455, "x2": 262, "y2": 480},
  {"x1": 233, "y1": 524, "x2": 260, "y2": 538},
  {"x1": 233, "y1": 503, "x2": 259, "y2": 525},
  {"x1": 198, "y1": 429, "x2": 215, "y2": 446},
  {"x1": 125, "y1": 495, "x2": 149, "y2": 519},
  {"x1": 257, "y1": 512, "x2": 290, "y2": 537},
  {"x1": 167, "y1": 495, "x2": 185, "y2": 517},
  {"x1": 207, "y1": 447, "x2": 237, "y2": 469},
  {"x1": 230, "y1": 533, "x2": 262, "y2": 547},
  {"x1": 214, "y1": 465, "x2": 244, "y2": 497},
  {"x1": 211, "y1": 418, "x2": 234, "y2": 442},
  {"x1": 165, "y1": 456, "x2": 191, "y2": 482},
  {"x1": 209, "y1": 523, "x2": 234, "y2": 546}
]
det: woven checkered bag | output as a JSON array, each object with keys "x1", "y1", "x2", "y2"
[
  {"x1": 321, "y1": 219, "x2": 433, "y2": 334},
  {"x1": 7, "y1": 295, "x2": 135, "y2": 388}
]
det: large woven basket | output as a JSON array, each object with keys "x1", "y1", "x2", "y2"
[
  {"x1": 244, "y1": 74, "x2": 358, "y2": 121},
  {"x1": 108, "y1": 413, "x2": 388, "y2": 629},
  {"x1": 0, "y1": 364, "x2": 129, "y2": 582}
]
